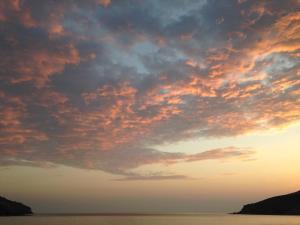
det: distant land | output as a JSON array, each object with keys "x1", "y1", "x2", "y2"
[
  {"x1": 237, "y1": 190, "x2": 300, "y2": 215},
  {"x1": 0, "y1": 196, "x2": 32, "y2": 216}
]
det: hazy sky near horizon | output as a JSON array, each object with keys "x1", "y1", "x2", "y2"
[{"x1": 0, "y1": 0, "x2": 300, "y2": 213}]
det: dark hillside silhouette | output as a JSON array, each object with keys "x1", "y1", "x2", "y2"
[
  {"x1": 0, "y1": 196, "x2": 32, "y2": 216},
  {"x1": 237, "y1": 191, "x2": 300, "y2": 215}
]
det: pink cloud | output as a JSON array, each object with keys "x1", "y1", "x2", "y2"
[{"x1": 0, "y1": 0, "x2": 299, "y2": 180}]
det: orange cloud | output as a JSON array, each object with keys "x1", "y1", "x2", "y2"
[
  {"x1": 0, "y1": 0, "x2": 299, "y2": 180},
  {"x1": 0, "y1": 92, "x2": 48, "y2": 146},
  {"x1": 7, "y1": 44, "x2": 80, "y2": 87},
  {"x1": 96, "y1": 0, "x2": 111, "y2": 7},
  {"x1": 0, "y1": 0, "x2": 38, "y2": 27}
]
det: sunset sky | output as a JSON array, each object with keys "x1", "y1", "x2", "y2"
[{"x1": 0, "y1": 0, "x2": 300, "y2": 213}]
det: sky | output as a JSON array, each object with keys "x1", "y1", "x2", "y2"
[{"x1": 0, "y1": 0, "x2": 300, "y2": 213}]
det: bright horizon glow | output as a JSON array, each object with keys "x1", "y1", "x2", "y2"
[{"x1": 1, "y1": 123, "x2": 300, "y2": 213}]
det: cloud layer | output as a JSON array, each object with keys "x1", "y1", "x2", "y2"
[{"x1": 0, "y1": 0, "x2": 299, "y2": 178}]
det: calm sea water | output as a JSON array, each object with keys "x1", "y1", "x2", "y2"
[{"x1": 0, "y1": 214, "x2": 300, "y2": 225}]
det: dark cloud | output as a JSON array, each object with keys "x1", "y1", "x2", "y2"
[{"x1": 0, "y1": 0, "x2": 299, "y2": 179}]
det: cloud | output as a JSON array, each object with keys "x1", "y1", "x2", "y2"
[
  {"x1": 114, "y1": 174, "x2": 191, "y2": 181},
  {"x1": 96, "y1": 0, "x2": 111, "y2": 8},
  {"x1": 0, "y1": 0, "x2": 299, "y2": 179},
  {"x1": 0, "y1": 33, "x2": 80, "y2": 87},
  {"x1": 0, "y1": 145, "x2": 254, "y2": 179}
]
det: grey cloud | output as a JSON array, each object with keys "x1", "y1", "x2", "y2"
[{"x1": 0, "y1": 0, "x2": 299, "y2": 180}]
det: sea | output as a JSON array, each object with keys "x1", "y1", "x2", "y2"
[{"x1": 1, "y1": 214, "x2": 300, "y2": 225}]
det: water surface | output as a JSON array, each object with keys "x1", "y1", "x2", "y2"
[{"x1": 1, "y1": 214, "x2": 300, "y2": 225}]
